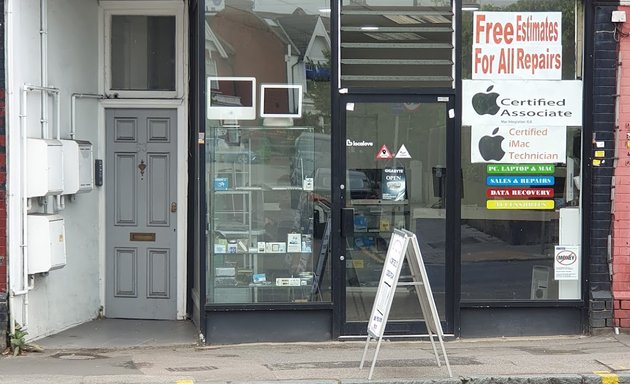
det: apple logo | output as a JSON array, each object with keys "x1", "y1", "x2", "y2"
[
  {"x1": 472, "y1": 85, "x2": 500, "y2": 115},
  {"x1": 478, "y1": 127, "x2": 505, "y2": 161}
]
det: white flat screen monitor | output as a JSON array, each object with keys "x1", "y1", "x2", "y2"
[
  {"x1": 207, "y1": 77, "x2": 256, "y2": 120},
  {"x1": 260, "y1": 84, "x2": 302, "y2": 118}
]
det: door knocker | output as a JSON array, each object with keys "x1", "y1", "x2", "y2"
[{"x1": 138, "y1": 160, "x2": 146, "y2": 176}]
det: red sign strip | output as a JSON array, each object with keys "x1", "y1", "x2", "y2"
[{"x1": 486, "y1": 188, "x2": 555, "y2": 198}]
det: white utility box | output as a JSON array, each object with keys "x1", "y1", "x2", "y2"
[
  {"x1": 61, "y1": 139, "x2": 94, "y2": 194},
  {"x1": 27, "y1": 138, "x2": 63, "y2": 197},
  {"x1": 27, "y1": 214, "x2": 66, "y2": 274}
]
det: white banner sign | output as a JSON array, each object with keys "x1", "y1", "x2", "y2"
[
  {"x1": 367, "y1": 230, "x2": 407, "y2": 339},
  {"x1": 463, "y1": 80, "x2": 582, "y2": 126},
  {"x1": 554, "y1": 245, "x2": 580, "y2": 280},
  {"x1": 471, "y1": 125, "x2": 566, "y2": 163},
  {"x1": 472, "y1": 12, "x2": 562, "y2": 79}
]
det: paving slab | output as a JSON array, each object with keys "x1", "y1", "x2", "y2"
[
  {"x1": 2, "y1": 319, "x2": 630, "y2": 384},
  {"x1": 35, "y1": 318, "x2": 199, "y2": 350}
]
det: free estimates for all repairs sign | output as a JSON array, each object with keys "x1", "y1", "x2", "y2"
[{"x1": 473, "y1": 12, "x2": 562, "y2": 80}]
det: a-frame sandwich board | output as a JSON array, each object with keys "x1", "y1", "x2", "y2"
[{"x1": 359, "y1": 228, "x2": 452, "y2": 379}]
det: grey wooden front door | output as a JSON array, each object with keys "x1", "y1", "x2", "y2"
[{"x1": 105, "y1": 108, "x2": 177, "y2": 319}]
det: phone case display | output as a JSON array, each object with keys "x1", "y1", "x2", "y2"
[{"x1": 209, "y1": 127, "x2": 325, "y2": 304}]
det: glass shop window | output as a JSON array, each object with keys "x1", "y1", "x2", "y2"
[
  {"x1": 460, "y1": 0, "x2": 584, "y2": 301},
  {"x1": 204, "y1": 1, "x2": 332, "y2": 305}
]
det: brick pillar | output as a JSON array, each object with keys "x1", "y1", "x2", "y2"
[
  {"x1": 613, "y1": 5, "x2": 630, "y2": 329},
  {"x1": 590, "y1": 5, "x2": 618, "y2": 331}
]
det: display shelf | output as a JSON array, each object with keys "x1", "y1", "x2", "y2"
[
  {"x1": 268, "y1": 185, "x2": 305, "y2": 191},
  {"x1": 350, "y1": 199, "x2": 409, "y2": 205},
  {"x1": 209, "y1": 126, "x2": 319, "y2": 304},
  {"x1": 345, "y1": 193, "x2": 411, "y2": 288},
  {"x1": 214, "y1": 251, "x2": 312, "y2": 255}
]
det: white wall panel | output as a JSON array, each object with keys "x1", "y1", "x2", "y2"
[{"x1": 8, "y1": 0, "x2": 102, "y2": 340}]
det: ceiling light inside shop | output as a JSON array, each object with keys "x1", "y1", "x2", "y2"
[
  {"x1": 319, "y1": 8, "x2": 331, "y2": 14},
  {"x1": 360, "y1": 26, "x2": 380, "y2": 31},
  {"x1": 462, "y1": 2, "x2": 480, "y2": 11}
]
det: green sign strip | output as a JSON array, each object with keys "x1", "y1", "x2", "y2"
[{"x1": 486, "y1": 164, "x2": 555, "y2": 175}]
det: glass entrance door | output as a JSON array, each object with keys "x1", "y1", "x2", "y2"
[{"x1": 337, "y1": 96, "x2": 454, "y2": 336}]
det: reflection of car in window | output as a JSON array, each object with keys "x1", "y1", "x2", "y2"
[
  {"x1": 289, "y1": 133, "x2": 379, "y2": 199},
  {"x1": 347, "y1": 170, "x2": 378, "y2": 199},
  {"x1": 208, "y1": 137, "x2": 257, "y2": 164},
  {"x1": 313, "y1": 168, "x2": 378, "y2": 200},
  {"x1": 290, "y1": 132, "x2": 331, "y2": 186}
]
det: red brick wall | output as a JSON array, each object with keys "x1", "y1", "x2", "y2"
[{"x1": 613, "y1": 6, "x2": 630, "y2": 328}]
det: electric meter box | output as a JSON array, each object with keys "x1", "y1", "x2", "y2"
[
  {"x1": 27, "y1": 214, "x2": 66, "y2": 274},
  {"x1": 27, "y1": 138, "x2": 63, "y2": 197},
  {"x1": 61, "y1": 139, "x2": 94, "y2": 194}
]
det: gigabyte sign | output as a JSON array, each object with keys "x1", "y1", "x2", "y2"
[
  {"x1": 346, "y1": 139, "x2": 374, "y2": 147},
  {"x1": 463, "y1": 80, "x2": 582, "y2": 126}
]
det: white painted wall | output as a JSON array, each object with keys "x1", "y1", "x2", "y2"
[{"x1": 7, "y1": 0, "x2": 102, "y2": 340}]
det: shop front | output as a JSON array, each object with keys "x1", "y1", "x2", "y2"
[{"x1": 192, "y1": 0, "x2": 589, "y2": 343}]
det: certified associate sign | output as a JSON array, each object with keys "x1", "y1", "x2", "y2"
[{"x1": 463, "y1": 80, "x2": 582, "y2": 126}]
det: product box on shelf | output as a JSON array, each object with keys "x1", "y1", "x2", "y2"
[
  {"x1": 301, "y1": 234, "x2": 312, "y2": 253},
  {"x1": 253, "y1": 273, "x2": 267, "y2": 284},
  {"x1": 379, "y1": 217, "x2": 391, "y2": 232},
  {"x1": 215, "y1": 267, "x2": 236, "y2": 277},
  {"x1": 214, "y1": 177, "x2": 229, "y2": 190},
  {"x1": 354, "y1": 215, "x2": 368, "y2": 232},
  {"x1": 236, "y1": 239, "x2": 249, "y2": 253},
  {"x1": 354, "y1": 235, "x2": 375, "y2": 248},
  {"x1": 287, "y1": 233, "x2": 302, "y2": 253},
  {"x1": 276, "y1": 277, "x2": 301, "y2": 287},
  {"x1": 265, "y1": 242, "x2": 286, "y2": 253}
]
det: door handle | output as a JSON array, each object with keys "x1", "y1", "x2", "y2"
[
  {"x1": 171, "y1": 202, "x2": 177, "y2": 213},
  {"x1": 341, "y1": 207, "x2": 354, "y2": 237}
]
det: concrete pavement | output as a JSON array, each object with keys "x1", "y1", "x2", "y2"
[{"x1": 1, "y1": 327, "x2": 630, "y2": 383}]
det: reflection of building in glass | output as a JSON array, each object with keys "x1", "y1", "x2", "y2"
[{"x1": 205, "y1": 2, "x2": 330, "y2": 125}]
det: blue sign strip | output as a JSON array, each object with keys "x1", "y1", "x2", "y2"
[{"x1": 486, "y1": 176, "x2": 555, "y2": 186}]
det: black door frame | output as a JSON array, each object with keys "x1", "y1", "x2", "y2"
[{"x1": 331, "y1": 93, "x2": 460, "y2": 338}]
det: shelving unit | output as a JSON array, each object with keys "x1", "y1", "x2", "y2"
[
  {"x1": 345, "y1": 198, "x2": 411, "y2": 288},
  {"x1": 209, "y1": 126, "x2": 322, "y2": 304}
]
